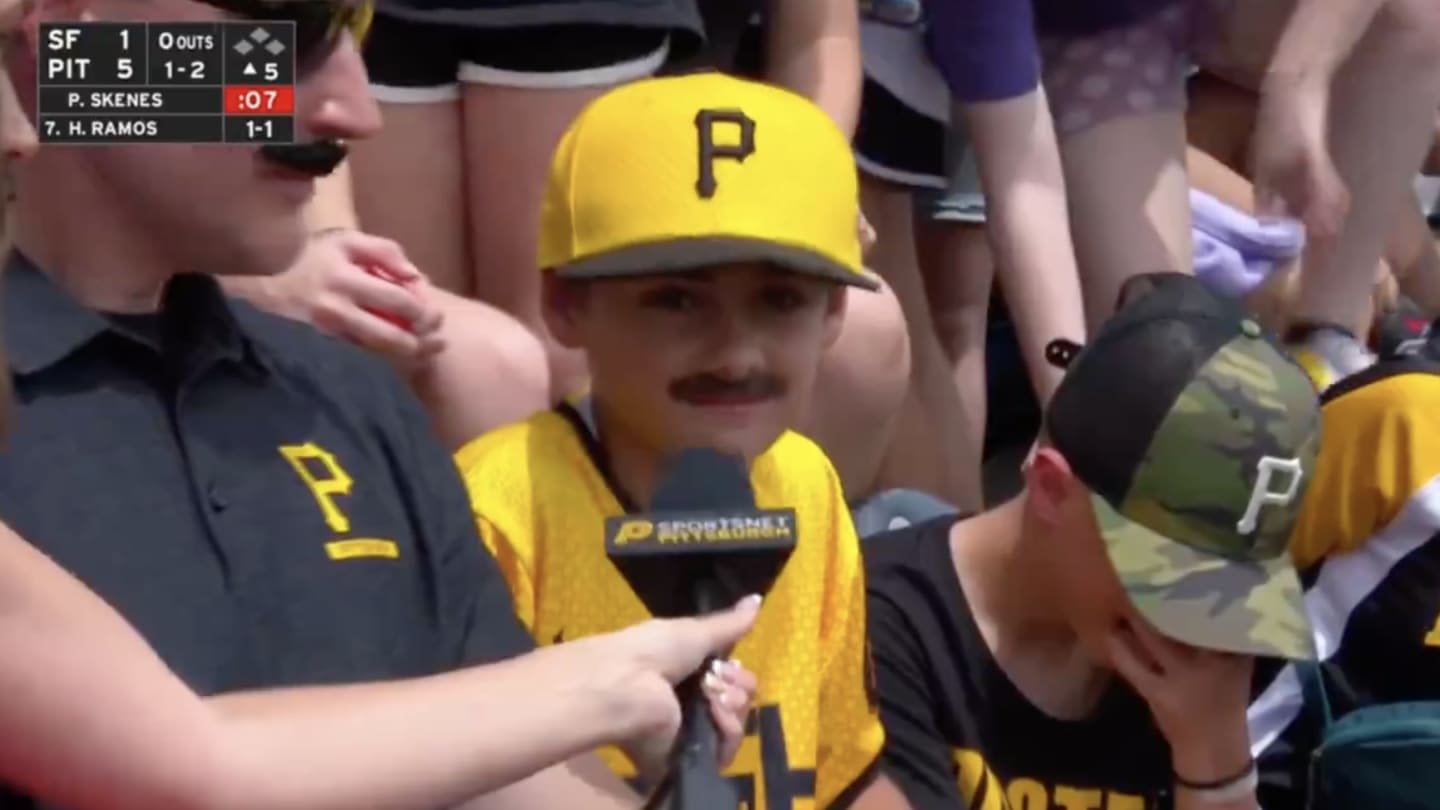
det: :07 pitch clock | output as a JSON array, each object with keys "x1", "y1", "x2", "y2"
[{"x1": 223, "y1": 85, "x2": 294, "y2": 114}]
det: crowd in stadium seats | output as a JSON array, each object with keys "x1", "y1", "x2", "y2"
[{"x1": 2, "y1": 0, "x2": 1440, "y2": 808}]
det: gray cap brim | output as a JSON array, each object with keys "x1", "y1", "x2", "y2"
[{"x1": 554, "y1": 236, "x2": 880, "y2": 290}]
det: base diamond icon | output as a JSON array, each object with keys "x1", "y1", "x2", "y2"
[
  {"x1": 249, "y1": 27, "x2": 270, "y2": 43},
  {"x1": 265, "y1": 39, "x2": 285, "y2": 55},
  {"x1": 233, "y1": 39, "x2": 253, "y2": 55}
]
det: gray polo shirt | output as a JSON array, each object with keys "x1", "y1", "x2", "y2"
[{"x1": 0, "y1": 252, "x2": 533, "y2": 808}]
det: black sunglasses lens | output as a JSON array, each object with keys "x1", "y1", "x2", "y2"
[
  {"x1": 291, "y1": 4, "x2": 335, "y2": 70},
  {"x1": 295, "y1": 2, "x2": 372, "y2": 73}
]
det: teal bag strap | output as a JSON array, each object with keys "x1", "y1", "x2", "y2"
[
  {"x1": 1298, "y1": 661, "x2": 1334, "y2": 810},
  {"x1": 1297, "y1": 660, "x2": 1335, "y2": 729}
]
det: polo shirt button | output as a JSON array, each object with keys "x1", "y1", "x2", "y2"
[{"x1": 207, "y1": 482, "x2": 229, "y2": 512}]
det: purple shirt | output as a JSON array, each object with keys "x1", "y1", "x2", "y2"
[{"x1": 925, "y1": 0, "x2": 1177, "y2": 102}]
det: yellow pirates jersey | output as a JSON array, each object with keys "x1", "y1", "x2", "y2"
[
  {"x1": 456, "y1": 405, "x2": 884, "y2": 809},
  {"x1": 1250, "y1": 360, "x2": 1440, "y2": 807}
]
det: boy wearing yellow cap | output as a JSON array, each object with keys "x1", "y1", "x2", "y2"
[{"x1": 456, "y1": 72, "x2": 884, "y2": 808}]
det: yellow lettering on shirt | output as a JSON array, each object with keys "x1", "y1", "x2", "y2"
[
  {"x1": 1008, "y1": 778, "x2": 1047, "y2": 810},
  {"x1": 1054, "y1": 785, "x2": 1104, "y2": 810},
  {"x1": 952, "y1": 749, "x2": 998, "y2": 808},
  {"x1": 1107, "y1": 793, "x2": 1146, "y2": 810},
  {"x1": 325, "y1": 538, "x2": 399, "y2": 560},
  {"x1": 952, "y1": 748, "x2": 1150, "y2": 810},
  {"x1": 280, "y1": 442, "x2": 355, "y2": 533},
  {"x1": 724, "y1": 705, "x2": 816, "y2": 810}
]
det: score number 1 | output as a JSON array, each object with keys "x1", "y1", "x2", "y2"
[{"x1": 114, "y1": 27, "x2": 136, "y2": 80}]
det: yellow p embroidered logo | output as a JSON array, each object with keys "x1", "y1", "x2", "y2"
[{"x1": 280, "y1": 442, "x2": 354, "y2": 534}]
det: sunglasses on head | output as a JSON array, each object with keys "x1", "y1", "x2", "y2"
[{"x1": 199, "y1": 0, "x2": 373, "y2": 75}]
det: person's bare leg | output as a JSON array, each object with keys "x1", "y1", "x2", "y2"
[
  {"x1": 1286, "y1": 2, "x2": 1440, "y2": 335},
  {"x1": 461, "y1": 83, "x2": 614, "y2": 401},
  {"x1": 1060, "y1": 111, "x2": 1194, "y2": 329},
  {"x1": 349, "y1": 100, "x2": 472, "y2": 296},
  {"x1": 1185, "y1": 71, "x2": 1258, "y2": 173},
  {"x1": 915, "y1": 220, "x2": 994, "y2": 471},
  {"x1": 1389, "y1": 187, "x2": 1440, "y2": 315},
  {"x1": 862, "y1": 178, "x2": 983, "y2": 511},
  {"x1": 803, "y1": 279, "x2": 910, "y2": 501},
  {"x1": 412, "y1": 289, "x2": 551, "y2": 449}
]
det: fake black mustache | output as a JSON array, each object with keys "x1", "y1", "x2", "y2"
[
  {"x1": 259, "y1": 139, "x2": 349, "y2": 177},
  {"x1": 668, "y1": 374, "x2": 786, "y2": 403}
]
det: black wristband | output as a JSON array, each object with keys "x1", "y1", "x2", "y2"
[{"x1": 1174, "y1": 757, "x2": 1256, "y2": 791}]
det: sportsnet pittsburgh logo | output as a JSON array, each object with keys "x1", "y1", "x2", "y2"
[{"x1": 606, "y1": 509, "x2": 797, "y2": 553}]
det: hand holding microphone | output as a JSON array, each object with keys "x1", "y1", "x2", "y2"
[
  {"x1": 606, "y1": 449, "x2": 799, "y2": 810},
  {"x1": 559, "y1": 594, "x2": 761, "y2": 785}
]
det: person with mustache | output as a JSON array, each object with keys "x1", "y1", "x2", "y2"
[
  {"x1": 458, "y1": 72, "x2": 891, "y2": 809},
  {"x1": 0, "y1": 0, "x2": 761, "y2": 808}
]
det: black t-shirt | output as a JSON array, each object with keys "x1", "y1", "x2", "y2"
[{"x1": 865, "y1": 516, "x2": 1175, "y2": 810}]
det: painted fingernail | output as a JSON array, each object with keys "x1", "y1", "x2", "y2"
[
  {"x1": 709, "y1": 659, "x2": 726, "y2": 679},
  {"x1": 703, "y1": 672, "x2": 722, "y2": 694}
]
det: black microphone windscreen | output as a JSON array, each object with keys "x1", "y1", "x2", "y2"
[
  {"x1": 605, "y1": 448, "x2": 796, "y2": 619},
  {"x1": 651, "y1": 448, "x2": 754, "y2": 512}
]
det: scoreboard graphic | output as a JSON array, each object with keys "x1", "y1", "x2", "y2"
[{"x1": 37, "y1": 21, "x2": 297, "y2": 145}]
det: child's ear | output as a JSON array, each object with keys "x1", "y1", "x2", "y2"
[
  {"x1": 821, "y1": 286, "x2": 848, "y2": 349},
  {"x1": 540, "y1": 273, "x2": 586, "y2": 349}
]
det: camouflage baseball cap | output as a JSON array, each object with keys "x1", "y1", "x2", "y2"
[{"x1": 1047, "y1": 273, "x2": 1321, "y2": 661}]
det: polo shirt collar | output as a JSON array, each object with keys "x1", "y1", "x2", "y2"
[{"x1": 4, "y1": 251, "x2": 263, "y2": 377}]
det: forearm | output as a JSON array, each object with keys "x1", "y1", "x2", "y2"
[
  {"x1": 1171, "y1": 729, "x2": 1259, "y2": 810},
  {"x1": 763, "y1": 0, "x2": 861, "y2": 137},
  {"x1": 1174, "y1": 785, "x2": 1258, "y2": 810},
  {"x1": 962, "y1": 91, "x2": 1086, "y2": 401},
  {"x1": 1264, "y1": 0, "x2": 1388, "y2": 94},
  {"x1": 211, "y1": 646, "x2": 625, "y2": 810},
  {"x1": 1, "y1": 557, "x2": 625, "y2": 810},
  {"x1": 453, "y1": 752, "x2": 640, "y2": 810}
]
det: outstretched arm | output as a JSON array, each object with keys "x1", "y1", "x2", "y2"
[{"x1": 0, "y1": 525, "x2": 760, "y2": 810}]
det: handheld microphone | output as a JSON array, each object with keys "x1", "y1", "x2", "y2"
[{"x1": 606, "y1": 448, "x2": 798, "y2": 810}]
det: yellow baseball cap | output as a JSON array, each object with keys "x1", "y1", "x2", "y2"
[{"x1": 539, "y1": 72, "x2": 877, "y2": 290}]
